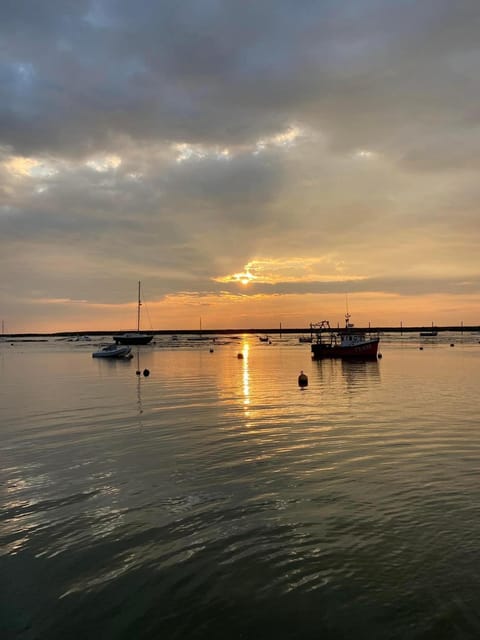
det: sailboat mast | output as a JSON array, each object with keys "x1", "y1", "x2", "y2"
[{"x1": 137, "y1": 281, "x2": 142, "y2": 332}]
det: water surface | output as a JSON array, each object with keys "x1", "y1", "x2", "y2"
[{"x1": 2, "y1": 334, "x2": 480, "y2": 638}]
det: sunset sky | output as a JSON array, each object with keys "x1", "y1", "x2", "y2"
[{"x1": 2, "y1": 1, "x2": 480, "y2": 333}]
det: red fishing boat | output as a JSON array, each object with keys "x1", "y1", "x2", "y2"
[{"x1": 310, "y1": 315, "x2": 379, "y2": 360}]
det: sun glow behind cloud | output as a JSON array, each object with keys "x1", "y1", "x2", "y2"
[
  {"x1": 173, "y1": 125, "x2": 303, "y2": 164},
  {"x1": 4, "y1": 155, "x2": 58, "y2": 178},
  {"x1": 254, "y1": 125, "x2": 304, "y2": 154},
  {"x1": 214, "y1": 256, "x2": 367, "y2": 285},
  {"x1": 86, "y1": 155, "x2": 122, "y2": 172},
  {"x1": 173, "y1": 143, "x2": 231, "y2": 163}
]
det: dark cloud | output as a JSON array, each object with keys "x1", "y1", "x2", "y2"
[{"x1": 1, "y1": 0, "x2": 479, "y2": 157}]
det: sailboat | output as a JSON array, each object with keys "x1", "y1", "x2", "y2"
[
  {"x1": 420, "y1": 322, "x2": 438, "y2": 337},
  {"x1": 187, "y1": 318, "x2": 211, "y2": 341},
  {"x1": 114, "y1": 281, "x2": 154, "y2": 345}
]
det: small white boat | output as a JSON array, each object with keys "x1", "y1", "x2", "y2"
[{"x1": 92, "y1": 344, "x2": 132, "y2": 359}]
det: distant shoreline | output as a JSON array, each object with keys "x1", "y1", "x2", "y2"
[{"x1": 2, "y1": 325, "x2": 479, "y2": 338}]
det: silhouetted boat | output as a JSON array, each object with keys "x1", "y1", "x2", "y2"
[
  {"x1": 311, "y1": 315, "x2": 379, "y2": 360},
  {"x1": 114, "y1": 281, "x2": 154, "y2": 345},
  {"x1": 420, "y1": 324, "x2": 438, "y2": 337}
]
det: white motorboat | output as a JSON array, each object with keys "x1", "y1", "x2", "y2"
[{"x1": 92, "y1": 344, "x2": 132, "y2": 359}]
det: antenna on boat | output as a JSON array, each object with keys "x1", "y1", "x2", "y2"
[{"x1": 345, "y1": 293, "x2": 351, "y2": 328}]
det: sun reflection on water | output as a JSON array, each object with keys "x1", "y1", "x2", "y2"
[{"x1": 241, "y1": 340, "x2": 250, "y2": 411}]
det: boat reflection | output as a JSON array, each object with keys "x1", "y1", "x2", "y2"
[
  {"x1": 313, "y1": 357, "x2": 381, "y2": 395},
  {"x1": 241, "y1": 340, "x2": 250, "y2": 413}
]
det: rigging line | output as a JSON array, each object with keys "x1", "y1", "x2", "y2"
[{"x1": 140, "y1": 286, "x2": 154, "y2": 331}]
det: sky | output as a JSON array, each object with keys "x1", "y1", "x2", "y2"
[{"x1": 1, "y1": 0, "x2": 480, "y2": 333}]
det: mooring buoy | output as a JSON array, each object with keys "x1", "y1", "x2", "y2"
[{"x1": 298, "y1": 370, "x2": 308, "y2": 387}]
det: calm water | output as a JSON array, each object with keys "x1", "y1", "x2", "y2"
[{"x1": 2, "y1": 333, "x2": 480, "y2": 639}]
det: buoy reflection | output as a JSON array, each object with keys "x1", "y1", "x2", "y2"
[{"x1": 241, "y1": 340, "x2": 250, "y2": 407}]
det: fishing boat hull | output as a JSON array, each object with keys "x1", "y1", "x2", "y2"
[
  {"x1": 114, "y1": 333, "x2": 153, "y2": 345},
  {"x1": 311, "y1": 338, "x2": 379, "y2": 360}
]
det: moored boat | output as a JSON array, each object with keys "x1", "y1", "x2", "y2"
[
  {"x1": 420, "y1": 323, "x2": 438, "y2": 337},
  {"x1": 310, "y1": 316, "x2": 379, "y2": 360},
  {"x1": 92, "y1": 344, "x2": 132, "y2": 358},
  {"x1": 114, "y1": 281, "x2": 154, "y2": 345}
]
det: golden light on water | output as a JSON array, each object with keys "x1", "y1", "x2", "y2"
[{"x1": 242, "y1": 339, "x2": 250, "y2": 407}]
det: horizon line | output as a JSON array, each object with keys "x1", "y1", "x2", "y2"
[{"x1": 2, "y1": 324, "x2": 479, "y2": 337}]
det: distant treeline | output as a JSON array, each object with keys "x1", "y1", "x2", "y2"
[{"x1": 4, "y1": 325, "x2": 479, "y2": 338}]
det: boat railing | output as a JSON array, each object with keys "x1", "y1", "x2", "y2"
[{"x1": 310, "y1": 321, "x2": 335, "y2": 346}]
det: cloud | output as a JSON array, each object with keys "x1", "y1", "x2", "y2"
[{"x1": 1, "y1": 1, "x2": 480, "y2": 330}]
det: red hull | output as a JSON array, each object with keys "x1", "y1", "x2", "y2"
[{"x1": 311, "y1": 339, "x2": 379, "y2": 360}]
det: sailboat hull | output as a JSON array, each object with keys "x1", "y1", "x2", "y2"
[{"x1": 114, "y1": 333, "x2": 153, "y2": 345}]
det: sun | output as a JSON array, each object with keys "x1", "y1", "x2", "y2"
[{"x1": 234, "y1": 271, "x2": 255, "y2": 286}]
